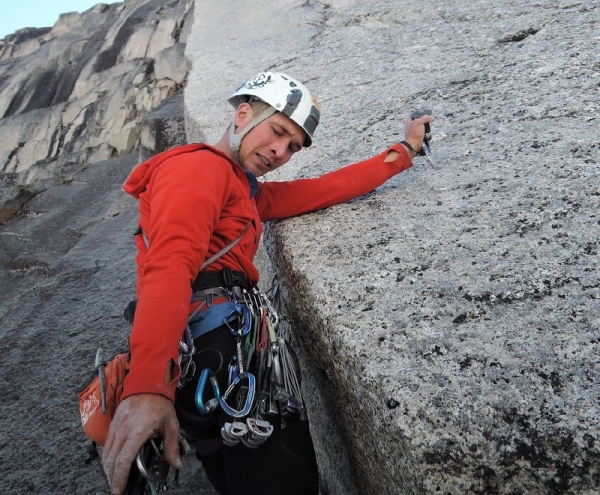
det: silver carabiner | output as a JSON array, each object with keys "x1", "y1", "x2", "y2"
[
  {"x1": 135, "y1": 439, "x2": 161, "y2": 483},
  {"x1": 177, "y1": 327, "x2": 196, "y2": 389},
  {"x1": 264, "y1": 297, "x2": 280, "y2": 329}
]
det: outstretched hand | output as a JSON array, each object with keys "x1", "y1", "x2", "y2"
[
  {"x1": 102, "y1": 393, "x2": 182, "y2": 495},
  {"x1": 403, "y1": 113, "x2": 435, "y2": 156},
  {"x1": 384, "y1": 113, "x2": 436, "y2": 162}
]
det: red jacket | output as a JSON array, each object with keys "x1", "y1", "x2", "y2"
[{"x1": 121, "y1": 142, "x2": 412, "y2": 401}]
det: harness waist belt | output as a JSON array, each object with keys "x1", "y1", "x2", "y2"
[
  {"x1": 188, "y1": 301, "x2": 238, "y2": 340},
  {"x1": 192, "y1": 267, "x2": 249, "y2": 292}
]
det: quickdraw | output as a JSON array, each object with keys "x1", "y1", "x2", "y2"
[{"x1": 216, "y1": 281, "x2": 305, "y2": 445}]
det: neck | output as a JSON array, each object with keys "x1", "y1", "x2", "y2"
[{"x1": 214, "y1": 132, "x2": 231, "y2": 158}]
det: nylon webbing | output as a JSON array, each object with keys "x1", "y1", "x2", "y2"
[{"x1": 201, "y1": 224, "x2": 250, "y2": 270}]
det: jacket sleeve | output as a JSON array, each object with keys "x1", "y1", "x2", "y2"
[
  {"x1": 254, "y1": 143, "x2": 412, "y2": 222},
  {"x1": 122, "y1": 152, "x2": 231, "y2": 401}
]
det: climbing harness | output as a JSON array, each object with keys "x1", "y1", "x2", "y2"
[
  {"x1": 119, "y1": 277, "x2": 305, "y2": 494},
  {"x1": 80, "y1": 223, "x2": 306, "y2": 492}
]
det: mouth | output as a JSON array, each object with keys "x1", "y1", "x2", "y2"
[{"x1": 257, "y1": 154, "x2": 271, "y2": 170}]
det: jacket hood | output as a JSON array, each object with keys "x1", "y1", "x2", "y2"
[{"x1": 123, "y1": 143, "x2": 234, "y2": 198}]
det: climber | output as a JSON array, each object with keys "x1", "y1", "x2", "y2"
[{"x1": 101, "y1": 71, "x2": 434, "y2": 495}]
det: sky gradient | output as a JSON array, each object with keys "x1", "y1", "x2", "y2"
[{"x1": 1, "y1": 1, "x2": 123, "y2": 40}]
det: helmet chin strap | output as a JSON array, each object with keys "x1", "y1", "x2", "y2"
[{"x1": 228, "y1": 107, "x2": 277, "y2": 165}]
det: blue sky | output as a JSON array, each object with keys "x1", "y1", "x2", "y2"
[{"x1": 1, "y1": 1, "x2": 123, "y2": 40}]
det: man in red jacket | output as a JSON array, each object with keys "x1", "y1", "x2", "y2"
[{"x1": 102, "y1": 71, "x2": 433, "y2": 494}]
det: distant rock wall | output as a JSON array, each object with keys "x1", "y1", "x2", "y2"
[{"x1": 0, "y1": 0, "x2": 192, "y2": 184}]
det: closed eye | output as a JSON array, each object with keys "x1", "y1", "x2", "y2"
[{"x1": 272, "y1": 125, "x2": 301, "y2": 153}]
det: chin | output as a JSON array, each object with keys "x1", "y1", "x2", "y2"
[{"x1": 238, "y1": 160, "x2": 252, "y2": 173}]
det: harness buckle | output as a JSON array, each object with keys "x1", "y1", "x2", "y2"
[{"x1": 222, "y1": 267, "x2": 246, "y2": 288}]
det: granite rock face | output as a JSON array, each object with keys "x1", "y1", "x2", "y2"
[
  {"x1": 0, "y1": 0, "x2": 192, "y2": 183},
  {"x1": 186, "y1": 1, "x2": 599, "y2": 494}
]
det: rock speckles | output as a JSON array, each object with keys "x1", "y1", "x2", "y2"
[{"x1": 186, "y1": 1, "x2": 600, "y2": 493}]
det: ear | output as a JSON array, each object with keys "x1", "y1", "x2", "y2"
[{"x1": 234, "y1": 102, "x2": 254, "y2": 129}]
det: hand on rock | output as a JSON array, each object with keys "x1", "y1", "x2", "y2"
[{"x1": 403, "y1": 113, "x2": 435, "y2": 155}]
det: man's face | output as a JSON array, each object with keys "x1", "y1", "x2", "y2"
[{"x1": 237, "y1": 108, "x2": 306, "y2": 177}]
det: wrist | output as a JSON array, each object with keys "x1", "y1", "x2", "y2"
[{"x1": 400, "y1": 140, "x2": 419, "y2": 158}]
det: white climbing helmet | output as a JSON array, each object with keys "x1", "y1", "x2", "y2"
[{"x1": 227, "y1": 71, "x2": 320, "y2": 163}]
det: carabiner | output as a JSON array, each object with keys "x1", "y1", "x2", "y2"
[
  {"x1": 219, "y1": 372, "x2": 256, "y2": 418},
  {"x1": 227, "y1": 353, "x2": 239, "y2": 385},
  {"x1": 177, "y1": 328, "x2": 196, "y2": 390},
  {"x1": 237, "y1": 303, "x2": 252, "y2": 336},
  {"x1": 195, "y1": 368, "x2": 222, "y2": 415},
  {"x1": 264, "y1": 297, "x2": 279, "y2": 329},
  {"x1": 223, "y1": 302, "x2": 252, "y2": 336},
  {"x1": 135, "y1": 439, "x2": 161, "y2": 483}
]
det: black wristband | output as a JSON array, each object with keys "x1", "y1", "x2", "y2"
[{"x1": 400, "y1": 140, "x2": 418, "y2": 155}]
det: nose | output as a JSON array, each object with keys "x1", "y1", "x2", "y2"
[{"x1": 270, "y1": 139, "x2": 288, "y2": 160}]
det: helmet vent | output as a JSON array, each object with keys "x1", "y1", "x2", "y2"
[{"x1": 282, "y1": 89, "x2": 302, "y2": 117}]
